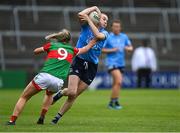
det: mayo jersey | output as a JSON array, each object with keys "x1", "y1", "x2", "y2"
[{"x1": 40, "y1": 42, "x2": 79, "y2": 80}]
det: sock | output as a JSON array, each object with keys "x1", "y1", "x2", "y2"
[
  {"x1": 52, "y1": 113, "x2": 62, "y2": 123},
  {"x1": 111, "y1": 98, "x2": 118, "y2": 103},
  {"x1": 40, "y1": 108, "x2": 47, "y2": 118},
  {"x1": 10, "y1": 115, "x2": 17, "y2": 122},
  {"x1": 53, "y1": 90, "x2": 63, "y2": 102},
  {"x1": 55, "y1": 113, "x2": 62, "y2": 119}
]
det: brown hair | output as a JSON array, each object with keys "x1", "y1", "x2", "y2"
[
  {"x1": 101, "y1": 13, "x2": 108, "y2": 18},
  {"x1": 111, "y1": 19, "x2": 121, "y2": 26}
]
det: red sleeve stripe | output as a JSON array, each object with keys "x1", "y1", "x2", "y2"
[
  {"x1": 73, "y1": 47, "x2": 79, "y2": 56},
  {"x1": 43, "y1": 42, "x2": 51, "y2": 52}
]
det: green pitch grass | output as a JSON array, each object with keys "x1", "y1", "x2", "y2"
[{"x1": 0, "y1": 89, "x2": 180, "y2": 132}]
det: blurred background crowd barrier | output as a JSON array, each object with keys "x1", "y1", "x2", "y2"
[{"x1": 0, "y1": 0, "x2": 179, "y2": 89}]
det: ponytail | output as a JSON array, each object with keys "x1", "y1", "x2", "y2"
[{"x1": 45, "y1": 29, "x2": 71, "y2": 43}]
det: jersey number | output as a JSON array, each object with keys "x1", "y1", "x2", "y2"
[{"x1": 57, "y1": 48, "x2": 68, "y2": 60}]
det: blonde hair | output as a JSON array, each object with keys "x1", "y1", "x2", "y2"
[{"x1": 45, "y1": 29, "x2": 71, "y2": 43}]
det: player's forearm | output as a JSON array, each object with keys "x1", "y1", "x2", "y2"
[
  {"x1": 78, "y1": 6, "x2": 100, "y2": 16},
  {"x1": 78, "y1": 39, "x2": 97, "y2": 55},
  {"x1": 125, "y1": 45, "x2": 133, "y2": 52},
  {"x1": 34, "y1": 47, "x2": 44, "y2": 55},
  {"x1": 78, "y1": 47, "x2": 89, "y2": 55},
  {"x1": 102, "y1": 48, "x2": 118, "y2": 53},
  {"x1": 87, "y1": 18, "x2": 105, "y2": 40}
]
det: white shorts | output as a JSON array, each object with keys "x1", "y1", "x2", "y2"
[{"x1": 32, "y1": 72, "x2": 64, "y2": 93}]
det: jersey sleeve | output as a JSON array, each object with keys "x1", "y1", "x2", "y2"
[
  {"x1": 73, "y1": 47, "x2": 79, "y2": 56},
  {"x1": 125, "y1": 35, "x2": 132, "y2": 46},
  {"x1": 101, "y1": 30, "x2": 109, "y2": 40},
  {"x1": 43, "y1": 42, "x2": 51, "y2": 52},
  {"x1": 103, "y1": 37, "x2": 110, "y2": 48},
  {"x1": 81, "y1": 23, "x2": 88, "y2": 29}
]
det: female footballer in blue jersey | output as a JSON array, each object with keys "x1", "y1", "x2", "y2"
[
  {"x1": 102, "y1": 20, "x2": 133, "y2": 109},
  {"x1": 50, "y1": 6, "x2": 111, "y2": 124}
]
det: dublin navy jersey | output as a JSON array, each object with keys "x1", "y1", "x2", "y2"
[
  {"x1": 76, "y1": 24, "x2": 108, "y2": 64},
  {"x1": 104, "y1": 32, "x2": 132, "y2": 68}
]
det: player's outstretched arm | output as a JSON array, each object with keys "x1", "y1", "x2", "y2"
[
  {"x1": 102, "y1": 48, "x2": 119, "y2": 53},
  {"x1": 34, "y1": 47, "x2": 45, "y2": 55},
  {"x1": 125, "y1": 45, "x2": 133, "y2": 52},
  {"x1": 77, "y1": 39, "x2": 97, "y2": 55}
]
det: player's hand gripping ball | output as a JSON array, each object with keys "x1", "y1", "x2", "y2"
[{"x1": 89, "y1": 11, "x2": 100, "y2": 25}]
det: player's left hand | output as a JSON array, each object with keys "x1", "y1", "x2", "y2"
[
  {"x1": 79, "y1": 14, "x2": 89, "y2": 22},
  {"x1": 125, "y1": 46, "x2": 133, "y2": 52}
]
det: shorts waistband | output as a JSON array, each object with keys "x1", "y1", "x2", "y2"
[
  {"x1": 38, "y1": 72, "x2": 64, "y2": 84},
  {"x1": 76, "y1": 56, "x2": 98, "y2": 66}
]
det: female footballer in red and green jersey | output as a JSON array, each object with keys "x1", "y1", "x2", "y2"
[{"x1": 6, "y1": 29, "x2": 97, "y2": 125}]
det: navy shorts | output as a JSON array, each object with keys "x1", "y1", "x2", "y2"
[
  {"x1": 108, "y1": 66, "x2": 125, "y2": 74},
  {"x1": 69, "y1": 56, "x2": 98, "y2": 85}
]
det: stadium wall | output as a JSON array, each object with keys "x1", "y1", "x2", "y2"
[
  {"x1": 0, "y1": 70, "x2": 27, "y2": 89},
  {"x1": 90, "y1": 71, "x2": 180, "y2": 89}
]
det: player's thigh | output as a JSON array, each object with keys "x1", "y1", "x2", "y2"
[
  {"x1": 110, "y1": 69, "x2": 122, "y2": 84},
  {"x1": 76, "y1": 80, "x2": 89, "y2": 96},
  {"x1": 68, "y1": 75, "x2": 81, "y2": 94},
  {"x1": 48, "y1": 75, "x2": 64, "y2": 93},
  {"x1": 44, "y1": 90, "x2": 53, "y2": 101},
  {"x1": 21, "y1": 81, "x2": 40, "y2": 99},
  {"x1": 45, "y1": 89, "x2": 54, "y2": 96}
]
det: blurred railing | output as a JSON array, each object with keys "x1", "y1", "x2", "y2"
[{"x1": 0, "y1": 5, "x2": 180, "y2": 70}]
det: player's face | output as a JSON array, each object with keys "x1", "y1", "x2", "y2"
[
  {"x1": 100, "y1": 14, "x2": 108, "y2": 28},
  {"x1": 112, "y1": 22, "x2": 121, "y2": 35}
]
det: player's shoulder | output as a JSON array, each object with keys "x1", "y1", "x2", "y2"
[
  {"x1": 100, "y1": 28, "x2": 109, "y2": 37},
  {"x1": 50, "y1": 41, "x2": 59, "y2": 45},
  {"x1": 120, "y1": 32, "x2": 129, "y2": 38},
  {"x1": 63, "y1": 43, "x2": 73, "y2": 49},
  {"x1": 44, "y1": 41, "x2": 53, "y2": 48},
  {"x1": 108, "y1": 32, "x2": 115, "y2": 37},
  {"x1": 44, "y1": 41, "x2": 52, "y2": 46},
  {"x1": 81, "y1": 23, "x2": 89, "y2": 29},
  {"x1": 55, "y1": 42, "x2": 73, "y2": 49},
  {"x1": 100, "y1": 28, "x2": 108, "y2": 33}
]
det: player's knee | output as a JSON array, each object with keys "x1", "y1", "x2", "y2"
[
  {"x1": 67, "y1": 90, "x2": 77, "y2": 98},
  {"x1": 19, "y1": 96, "x2": 29, "y2": 103},
  {"x1": 21, "y1": 93, "x2": 31, "y2": 100},
  {"x1": 69, "y1": 92, "x2": 77, "y2": 98},
  {"x1": 68, "y1": 93, "x2": 77, "y2": 100},
  {"x1": 67, "y1": 95, "x2": 76, "y2": 102},
  {"x1": 114, "y1": 80, "x2": 122, "y2": 86}
]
